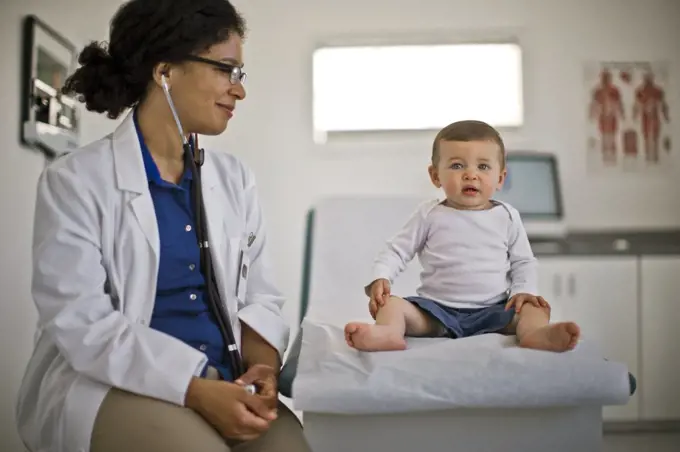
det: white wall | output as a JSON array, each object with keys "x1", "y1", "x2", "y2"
[
  {"x1": 0, "y1": 2, "x2": 126, "y2": 450},
  {"x1": 0, "y1": 0, "x2": 678, "y2": 450}
]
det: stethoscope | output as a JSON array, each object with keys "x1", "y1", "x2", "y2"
[{"x1": 160, "y1": 74, "x2": 255, "y2": 394}]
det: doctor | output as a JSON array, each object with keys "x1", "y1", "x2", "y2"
[{"x1": 15, "y1": 1, "x2": 310, "y2": 451}]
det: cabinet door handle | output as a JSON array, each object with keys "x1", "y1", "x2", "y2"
[
  {"x1": 567, "y1": 274, "x2": 576, "y2": 297},
  {"x1": 553, "y1": 274, "x2": 562, "y2": 297}
]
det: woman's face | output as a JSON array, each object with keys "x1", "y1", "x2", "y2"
[{"x1": 171, "y1": 34, "x2": 246, "y2": 136}]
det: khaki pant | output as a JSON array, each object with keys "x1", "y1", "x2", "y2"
[{"x1": 90, "y1": 369, "x2": 311, "y2": 452}]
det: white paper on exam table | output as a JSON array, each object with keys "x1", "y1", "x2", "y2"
[{"x1": 292, "y1": 319, "x2": 631, "y2": 415}]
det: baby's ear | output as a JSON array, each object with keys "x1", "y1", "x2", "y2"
[
  {"x1": 428, "y1": 165, "x2": 441, "y2": 188},
  {"x1": 497, "y1": 168, "x2": 507, "y2": 188}
]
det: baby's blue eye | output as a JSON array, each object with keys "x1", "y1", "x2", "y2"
[{"x1": 451, "y1": 163, "x2": 463, "y2": 169}]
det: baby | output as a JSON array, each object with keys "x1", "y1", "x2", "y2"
[{"x1": 345, "y1": 120, "x2": 581, "y2": 353}]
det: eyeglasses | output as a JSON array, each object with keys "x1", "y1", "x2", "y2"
[{"x1": 184, "y1": 55, "x2": 247, "y2": 85}]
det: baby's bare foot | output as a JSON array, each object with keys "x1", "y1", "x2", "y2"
[
  {"x1": 519, "y1": 322, "x2": 580, "y2": 352},
  {"x1": 344, "y1": 322, "x2": 407, "y2": 352}
]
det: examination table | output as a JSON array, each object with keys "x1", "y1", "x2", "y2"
[{"x1": 279, "y1": 196, "x2": 635, "y2": 452}]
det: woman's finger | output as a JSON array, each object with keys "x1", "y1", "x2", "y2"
[
  {"x1": 235, "y1": 403, "x2": 271, "y2": 432},
  {"x1": 240, "y1": 392, "x2": 277, "y2": 422}
]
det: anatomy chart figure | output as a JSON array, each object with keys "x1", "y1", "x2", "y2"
[
  {"x1": 633, "y1": 72, "x2": 669, "y2": 162},
  {"x1": 589, "y1": 69, "x2": 625, "y2": 163}
]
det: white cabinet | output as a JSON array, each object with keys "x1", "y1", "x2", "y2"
[
  {"x1": 639, "y1": 256, "x2": 680, "y2": 420},
  {"x1": 536, "y1": 256, "x2": 640, "y2": 421}
]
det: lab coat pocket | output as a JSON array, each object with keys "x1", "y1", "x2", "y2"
[{"x1": 234, "y1": 238, "x2": 250, "y2": 305}]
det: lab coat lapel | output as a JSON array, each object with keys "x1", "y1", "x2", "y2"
[
  {"x1": 200, "y1": 153, "x2": 231, "y2": 305},
  {"x1": 111, "y1": 113, "x2": 161, "y2": 261}
]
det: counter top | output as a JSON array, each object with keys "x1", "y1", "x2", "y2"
[{"x1": 529, "y1": 230, "x2": 680, "y2": 257}]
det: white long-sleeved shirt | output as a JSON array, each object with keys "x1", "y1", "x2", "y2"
[{"x1": 369, "y1": 199, "x2": 538, "y2": 309}]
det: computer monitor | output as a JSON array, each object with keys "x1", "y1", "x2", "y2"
[{"x1": 493, "y1": 152, "x2": 566, "y2": 237}]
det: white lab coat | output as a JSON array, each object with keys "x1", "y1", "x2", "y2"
[{"x1": 15, "y1": 112, "x2": 290, "y2": 452}]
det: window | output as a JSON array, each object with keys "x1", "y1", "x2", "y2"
[{"x1": 312, "y1": 42, "x2": 523, "y2": 136}]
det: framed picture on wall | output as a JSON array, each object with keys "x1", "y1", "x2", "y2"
[
  {"x1": 20, "y1": 15, "x2": 80, "y2": 158},
  {"x1": 585, "y1": 60, "x2": 672, "y2": 173}
]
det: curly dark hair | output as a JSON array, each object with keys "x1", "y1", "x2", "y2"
[{"x1": 62, "y1": 0, "x2": 246, "y2": 119}]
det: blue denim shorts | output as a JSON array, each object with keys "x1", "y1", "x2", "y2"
[{"x1": 404, "y1": 296, "x2": 515, "y2": 338}]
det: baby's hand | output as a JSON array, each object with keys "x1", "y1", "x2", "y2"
[
  {"x1": 368, "y1": 279, "x2": 391, "y2": 319},
  {"x1": 505, "y1": 293, "x2": 550, "y2": 313}
]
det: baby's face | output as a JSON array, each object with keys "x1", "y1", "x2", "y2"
[{"x1": 430, "y1": 140, "x2": 506, "y2": 210}]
